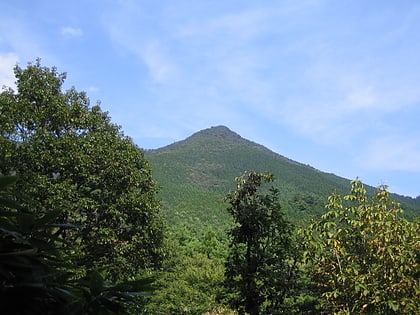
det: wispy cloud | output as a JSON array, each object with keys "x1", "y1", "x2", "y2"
[
  {"x1": 0, "y1": 53, "x2": 19, "y2": 89},
  {"x1": 2, "y1": 0, "x2": 419, "y2": 192},
  {"x1": 61, "y1": 26, "x2": 83, "y2": 37},
  {"x1": 362, "y1": 136, "x2": 420, "y2": 172},
  {"x1": 141, "y1": 41, "x2": 178, "y2": 83},
  {"x1": 0, "y1": 13, "x2": 53, "y2": 66},
  {"x1": 87, "y1": 86, "x2": 99, "y2": 93},
  {"x1": 103, "y1": 3, "x2": 177, "y2": 84}
]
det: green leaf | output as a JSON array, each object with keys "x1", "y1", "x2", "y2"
[
  {"x1": 88, "y1": 270, "x2": 105, "y2": 297},
  {"x1": 48, "y1": 223, "x2": 78, "y2": 229},
  {"x1": 0, "y1": 175, "x2": 17, "y2": 189},
  {"x1": 387, "y1": 300, "x2": 399, "y2": 312}
]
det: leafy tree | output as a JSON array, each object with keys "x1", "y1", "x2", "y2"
[
  {"x1": 223, "y1": 171, "x2": 295, "y2": 315},
  {"x1": 0, "y1": 175, "x2": 72, "y2": 314},
  {"x1": 144, "y1": 228, "x2": 229, "y2": 314},
  {"x1": 0, "y1": 175, "x2": 153, "y2": 314},
  {"x1": 0, "y1": 59, "x2": 165, "y2": 281},
  {"x1": 303, "y1": 179, "x2": 419, "y2": 314},
  {"x1": 146, "y1": 251, "x2": 225, "y2": 314}
]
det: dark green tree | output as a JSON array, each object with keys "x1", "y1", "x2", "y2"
[
  {"x1": 0, "y1": 175, "x2": 154, "y2": 314},
  {"x1": 0, "y1": 59, "x2": 165, "y2": 281},
  {"x1": 223, "y1": 171, "x2": 295, "y2": 315},
  {"x1": 0, "y1": 175, "x2": 72, "y2": 314}
]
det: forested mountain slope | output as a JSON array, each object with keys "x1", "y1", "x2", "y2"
[{"x1": 146, "y1": 126, "x2": 419, "y2": 234}]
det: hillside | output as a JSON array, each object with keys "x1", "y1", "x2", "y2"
[{"x1": 146, "y1": 126, "x2": 419, "y2": 234}]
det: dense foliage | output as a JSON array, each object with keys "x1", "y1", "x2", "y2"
[
  {"x1": 1, "y1": 60, "x2": 419, "y2": 314},
  {"x1": 0, "y1": 175, "x2": 72, "y2": 314},
  {"x1": 0, "y1": 175, "x2": 154, "y2": 314},
  {"x1": 144, "y1": 228, "x2": 228, "y2": 314},
  {"x1": 0, "y1": 60, "x2": 165, "y2": 282},
  {"x1": 146, "y1": 125, "x2": 420, "y2": 236},
  {"x1": 302, "y1": 180, "x2": 420, "y2": 314},
  {"x1": 223, "y1": 172, "x2": 295, "y2": 315}
]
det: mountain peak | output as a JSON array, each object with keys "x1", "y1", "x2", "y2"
[
  {"x1": 202, "y1": 125, "x2": 232, "y2": 132},
  {"x1": 154, "y1": 125, "x2": 245, "y2": 152},
  {"x1": 190, "y1": 125, "x2": 242, "y2": 140},
  {"x1": 146, "y1": 126, "x2": 420, "y2": 219}
]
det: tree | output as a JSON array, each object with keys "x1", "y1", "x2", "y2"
[
  {"x1": 0, "y1": 59, "x2": 165, "y2": 281},
  {"x1": 0, "y1": 175, "x2": 154, "y2": 314},
  {"x1": 144, "y1": 227, "x2": 229, "y2": 314},
  {"x1": 303, "y1": 179, "x2": 419, "y2": 314},
  {"x1": 223, "y1": 171, "x2": 295, "y2": 315},
  {"x1": 0, "y1": 175, "x2": 72, "y2": 314}
]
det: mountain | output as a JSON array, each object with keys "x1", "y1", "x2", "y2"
[{"x1": 145, "y1": 126, "x2": 419, "y2": 235}]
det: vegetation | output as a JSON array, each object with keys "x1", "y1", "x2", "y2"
[
  {"x1": 0, "y1": 175, "x2": 154, "y2": 314},
  {"x1": 146, "y1": 125, "x2": 420, "y2": 236},
  {"x1": 144, "y1": 229, "x2": 228, "y2": 314},
  {"x1": 0, "y1": 60, "x2": 164, "y2": 313},
  {"x1": 1, "y1": 60, "x2": 419, "y2": 314},
  {"x1": 223, "y1": 172, "x2": 295, "y2": 315},
  {"x1": 302, "y1": 180, "x2": 420, "y2": 314},
  {"x1": 0, "y1": 60, "x2": 165, "y2": 282},
  {"x1": 0, "y1": 175, "x2": 74, "y2": 314}
]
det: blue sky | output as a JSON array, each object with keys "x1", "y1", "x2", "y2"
[{"x1": 1, "y1": 1, "x2": 420, "y2": 197}]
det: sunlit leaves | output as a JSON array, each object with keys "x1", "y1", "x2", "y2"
[{"x1": 303, "y1": 180, "x2": 419, "y2": 314}]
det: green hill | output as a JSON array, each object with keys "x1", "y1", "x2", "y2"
[{"x1": 146, "y1": 125, "x2": 419, "y2": 235}]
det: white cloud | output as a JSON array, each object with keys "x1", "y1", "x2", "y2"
[
  {"x1": 0, "y1": 15, "x2": 52, "y2": 66},
  {"x1": 361, "y1": 137, "x2": 420, "y2": 172},
  {"x1": 88, "y1": 86, "x2": 99, "y2": 93},
  {"x1": 175, "y1": 0, "x2": 323, "y2": 40},
  {"x1": 175, "y1": 7, "x2": 271, "y2": 42},
  {"x1": 266, "y1": 36, "x2": 420, "y2": 146},
  {"x1": 61, "y1": 26, "x2": 83, "y2": 37},
  {"x1": 103, "y1": 4, "x2": 177, "y2": 84},
  {"x1": 99, "y1": 0, "x2": 420, "y2": 180},
  {"x1": 0, "y1": 52, "x2": 18, "y2": 89},
  {"x1": 142, "y1": 42, "x2": 177, "y2": 83}
]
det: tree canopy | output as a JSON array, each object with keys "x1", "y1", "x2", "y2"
[
  {"x1": 223, "y1": 171, "x2": 295, "y2": 315},
  {"x1": 0, "y1": 59, "x2": 165, "y2": 281},
  {"x1": 1, "y1": 60, "x2": 418, "y2": 314},
  {"x1": 302, "y1": 180, "x2": 419, "y2": 314}
]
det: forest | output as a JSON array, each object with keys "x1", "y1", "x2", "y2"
[{"x1": 0, "y1": 60, "x2": 419, "y2": 314}]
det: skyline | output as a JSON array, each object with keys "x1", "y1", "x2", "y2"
[{"x1": 1, "y1": 1, "x2": 419, "y2": 197}]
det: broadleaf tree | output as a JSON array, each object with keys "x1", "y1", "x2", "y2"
[
  {"x1": 303, "y1": 179, "x2": 419, "y2": 314},
  {"x1": 223, "y1": 171, "x2": 295, "y2": 315},
  {"x1": 0, "y1": 59, "x2": 165, "y2": 281},
  {"x1": 0, "y1": 175, "x2": 153, "y2": 314}
]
